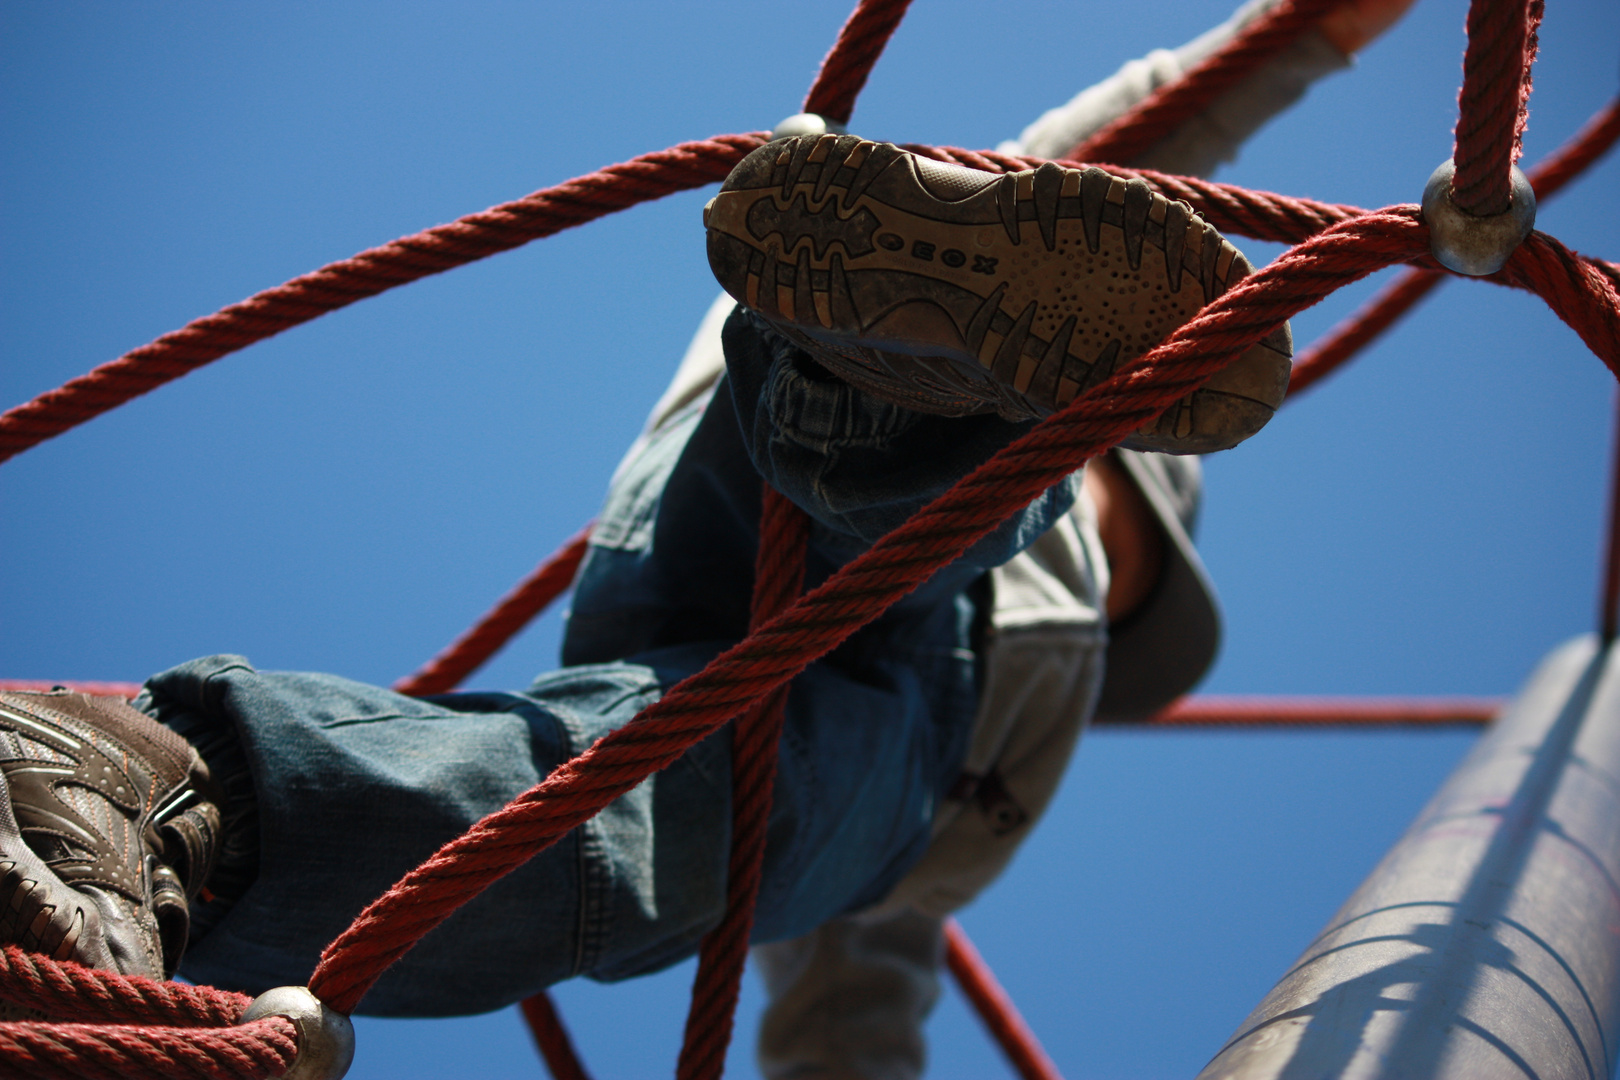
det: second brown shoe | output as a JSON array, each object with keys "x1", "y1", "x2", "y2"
[
  {"x1": 0, "y1": 690, "x2": 222, "y2": 983},
  {"x1": 704, "y1": 134, "x2": 1291, "y2": 454}
]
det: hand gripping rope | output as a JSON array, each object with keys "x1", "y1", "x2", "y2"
[{"x1": 2, "y1": 0, "x2": 1618, "y2": 1078}]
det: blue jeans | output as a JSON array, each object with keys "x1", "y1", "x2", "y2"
[{"x1": 139, "y1": 310, "x2": 1080, "y2": 1016}]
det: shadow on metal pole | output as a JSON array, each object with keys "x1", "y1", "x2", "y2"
[{"x1": 1196, "y1": 635, "x2": 1620, "y2": 1080}]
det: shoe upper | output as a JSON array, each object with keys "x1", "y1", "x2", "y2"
[{"x1": 0, "y1": 690, "x2": 222, "y2": 980}]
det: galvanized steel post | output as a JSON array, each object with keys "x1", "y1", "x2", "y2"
[{"x1": 1197, "y1": 635, "x2": 1620, "y2": 1080}]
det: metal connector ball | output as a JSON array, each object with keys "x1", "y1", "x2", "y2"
[
  {"x1": 1421, "y1": 159, "x2": 1536, "y2": 277},
  {"x1": 241, "y1": 986, "x2": 356, "y2": 1080},
  {"x1": 770, "y1": 113, "x2": 849, "y2": 141}
]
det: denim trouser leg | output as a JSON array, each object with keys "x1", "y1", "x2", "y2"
[
  {"x1": 143, "y1": 313, "x2": 1080, "y2": 1016},
  {"x1": 140, "y1": 655, "x2": 712, "y2": 1017}
]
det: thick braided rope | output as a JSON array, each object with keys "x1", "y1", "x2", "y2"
[
  {"x1": 520, "y1": 992, "x2": 592, "y2": 1080},
  {"x1": 675, "y1": 487, "x2": 809, "y2": 1080},
  {"x1": 304, "y1": 210, "x2": 1439, "y2": 1014},
  {"x1": 0, "y1": 134, "x2": 768, "y2": 466},
  {"x1": 1451, "y1": 0, "x2": 1543, "y2": 215},
  {"x1": 1289, "y1": 245, "x2": 1620, "y2": 401},
  {"x1": 801, "y1": 0, "x2": 914, "y2": 125},
  {"x1": 0, "y1": 949, "x2": 247, "y2": 1028},
  {"x1": 1066, "y1": 0, "x2": 1345, "y2": 166},
  {"x1": 1490, "y1": 236, "x2": 1620, "y2": 370},
  {"x1": 392, "y1": 525, "x2": 592, "y2": 697},
  {"x1": 0, "y1": 950, "x2": 291, "y2": 1080},
  {"x1": 1291, "y1": 96, "x2": 1620, "y2": 397},
  {"x1": 0, "y1": 1017, "x2": 297, "y2": 1080}
]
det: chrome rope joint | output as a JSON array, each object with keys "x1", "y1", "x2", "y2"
[
  {"x1": 240, "y1": 986, "x2": 356, "y2": 1080},
  {"x1": 770, "y1": 113, "x2": 849, "y2": 141},
  {"x1": 1421, "y1": 159, "x2": 1536, "y2": 276}
]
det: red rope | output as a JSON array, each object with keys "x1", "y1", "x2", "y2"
[
  {"x1": 1451, "y1": 0, "x2": 1543, "y2": 215},
  {"x1": 676, "y1": 487, "x2": 809, "y2": 1080},
  {"x1": 1495, "y1": 237, "x2": 1620, "y2": 374},
  {"x1": 801, "y1": 0, "x2": 913, "y2": 125},
  {"x1": 5, "y1": 196, "x2": 1616, "y2": 1034},
  {"x1": 1, "y1": 0, "x2": 1616, "y2": 1065},
  {"x1": 300, "y1": 209, "x2": 1439, "y2": 1015},
  {"x1": 520, "y1": 992, "x2": 592, "y2": 1080},
  {"x1": 943, "y1": 920, "x2": 1064, "y2": 1080},
  {"x1": 1065, "y1": 0, "x2": 1345, "y2": 166},
  {"x1": 1122, "y1": 696, "x2": 1503, "y2": 728},
  {"x1": 392, "y1": 525, "x2": 592, "y2": 696},
  {"x1": 1289, "y1": 95, "x2": 1620, "y2": 398},
  {"x1": 0, "y1": 135, "x2": 767, "y2": 467},
  {"x1": 0, "y1": 951, "x2": 293, "y2": 1080},
  {"x1": 0, "y1": 950, "x2": 248, "y2": 1028},
  {"x1": 298, "y1": 212, "x2": 1618, "y2": 1016},
  {"x1": 0, "y1": 1017, "x2": 297, "y2": 1080}
]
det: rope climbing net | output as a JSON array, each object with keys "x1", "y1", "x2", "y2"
[{"x1": 1, "y1": 1, "x2": 1617, "y2": 1078}]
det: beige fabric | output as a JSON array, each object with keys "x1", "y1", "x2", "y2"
[
  {"x1": 1003, "y1": 0, "x2": 1349, "y2": 177},
  {"x1": 753, "y1": 910, "x2": 946, "y2": 1080}
]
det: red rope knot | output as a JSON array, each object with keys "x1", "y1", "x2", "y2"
[{"x1": 238, "y1": 987, "x2": 354, "y2": 1080}]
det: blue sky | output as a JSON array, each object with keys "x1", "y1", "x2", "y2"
[{"x1": 2, "y1": 1, "x2": 1617, "y2": 1076}]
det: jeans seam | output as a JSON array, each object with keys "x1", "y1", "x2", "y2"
[{"x1": 575, "y1": 818, "x2": 608, "y2": 977}]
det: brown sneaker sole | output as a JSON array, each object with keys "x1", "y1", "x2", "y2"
[{"x1": 705, "y1": 134, "x2": 1291, "y2": 453}]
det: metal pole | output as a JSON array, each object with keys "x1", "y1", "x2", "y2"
[{"x1": 1196, "y1": 635, "x2": 1620, "y2": 1080}]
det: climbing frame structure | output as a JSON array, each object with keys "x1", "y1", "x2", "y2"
[{"x1": 1, "y1": 0, "x2": 1617, "y2": 1077}]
